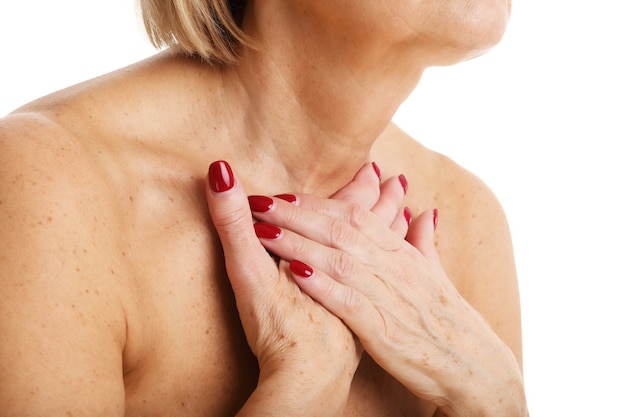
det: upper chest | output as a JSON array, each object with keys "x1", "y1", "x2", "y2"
[
  {"x1": 115, "y1": 172, "x2": 256, "y2": 415},
  {"x1": 113, "y1": 169, "x2": 436, "y2": 416}
]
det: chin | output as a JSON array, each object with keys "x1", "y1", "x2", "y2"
[
  {"x1": 423, "y1": 0, "x2": 512, "y2": 65},
  {"x1": 464, "y1": 1, "x2": 510, "y2": 49},
  {"x1": 456, "y1": 0, "x2": 511, "y2": 58}
]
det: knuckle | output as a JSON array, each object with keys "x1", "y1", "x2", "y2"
[
  {"x1": 211, "y1": 204, "x2": 250, "y2": 230},
  {"x1": 282, "y1": 201, "x2": 303, "y2": 224},
  {"x1": 290, "y1": 235, "x2": 309, "y2": 258},
  {"x1": 340, "y1": 288, "x2": 366, "y2": 318},
  {"x1": 346, "y1": 202, "x2": 369, "y2": 229},
  {"x1": 331, "y1": 250, "x2": 355, "y2": 279},
  {"x1": 328, "y1": 217, "x2": 355, "y2": 247}
]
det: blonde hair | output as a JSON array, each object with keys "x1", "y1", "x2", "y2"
[{"x1": 139, "y1": 0, "x2": 250, "y2": 65}]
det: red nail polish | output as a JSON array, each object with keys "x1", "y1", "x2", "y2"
[
  {"x1": 372, "y1": 162, "x2": 381, "y2": 181},
  {"x1": 403, "y1": 207, "x2": 412, "y2": 226},
  {"x1": 274, "y1": 194, "x2": 297, "y2": 204},
  {"x1": 433, "y1": 208, "x2": 439, "y2": 231},
  {"x1": 254, "y1": 222, "x2": 282, "y2": 239},
  {"x1": 398, "y1": 174, "x2": 408, "y2": 195},
  {"x1": 290, "y1": 260, "x2": 314, "y2": 278},
  {"x1": 208, "y1": 160, "x2": 235, "y2": 193},
  {"x1": 248, "y1": 195, "x2": 274, "y2": 212}
]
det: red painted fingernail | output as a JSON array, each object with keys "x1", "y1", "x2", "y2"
[
  {"x1": 433, "y1": 208, "x2": 439, "y2": 231},
  {"x1": 398, "y1": 174, "x2": 408, "y2": 195},
  {"x1": 404, "y1": 207, "x2": 412, "y2": 226},
  {"x1": 254, "y1": 222, "x2": 282, "y2": 239},
  {"x1": 290, "y1": 260, "x2": 314, "y2": 278},
  {"x1": 248, "y1": 195, "x2": 274, "y2": 212},
  {"x1": 372, "y1": 162, "x2": 381, "y2": 181},
  {"x1": 208, "y1": 160, "x2": 235, "y2": 193},
  {"x1": 274, "y1": 193, "x2": 297, "y2": 204}
]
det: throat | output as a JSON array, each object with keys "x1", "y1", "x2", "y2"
[{"x1": 237, "y1": 140, "x2": 372, "y2": 198}]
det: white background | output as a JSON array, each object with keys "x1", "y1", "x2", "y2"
[{"x1": 1, "y1": 1, "x2": 625, "y2": 415}]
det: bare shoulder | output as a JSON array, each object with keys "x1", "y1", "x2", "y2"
[
  {"x1": 375, "y1": 124, "x2": 523, "y2": 367},
  {"x1": 0, "y1": 110, "x2": 119, "y2": 220},
  {"x1": 0, "y1": 50, "x2": 209, "y2": 237},
  {"x1": 0, "y1": 111, "x2": 120, "y2": 238},
  {"x1": 375, "y1": 123, "x2": 508, "y2": 225},
  {"x1": 0, "y1": 112, "x2": 127, "y2": 413},
  {"x1": 10, "y1": 50, "x2": 221, "y2": 147}
]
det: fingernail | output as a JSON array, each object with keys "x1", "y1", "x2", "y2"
[
  {"x1": 372, "y1": 162, "x2": 381, "y2": 181},
  {"x1": 404, "y1": 207, "x2": 412, "y2": 227},
  {"x1": 248, "y1": 195, "x2": 274, "y2": 212},
  {"x1": 290, "y1": 260, "x2": 314, "y2": 278},
  {"x1": 254, "y1": 222, "x2": 282, "y2": 239},
  {"x1": 208, "y1": 160, "x2": 235, "y2": 193},
  {"x1": 433, "y1": 208, "x2": 439, "y2": 231},
  {"x1": 274, "y1": 193, "x2": 297, "y2": 204},
  {"x1": 398, "y1": 174, "x2": 408, "y2": 195}
]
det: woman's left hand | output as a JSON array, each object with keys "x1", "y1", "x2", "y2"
[{"x1": 248, "y1": 176, "x2": 527, "y2": 417}]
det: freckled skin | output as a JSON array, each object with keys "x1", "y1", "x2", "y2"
[
  {"x1": 0, "y1": 104, "x2": 520, "y2": 416},
  {"x1": 0, "y1": 0, "x2": 522, "y2": 415}
]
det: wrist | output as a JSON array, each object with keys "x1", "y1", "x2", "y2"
[
  {"x1": 237, "y1": 362, "x2": 355, "y2": 417},
  {"x1": 439, "y1": 344, "x2": 528, "y2": 417}
]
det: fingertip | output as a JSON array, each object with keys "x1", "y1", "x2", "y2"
[
  {"x1": 352, "y1": 161, "x2": 383, "y2": 186},
  {"x1": 330, "y1": 162, "x2": 382, "y2": 208},
  {"x1": 204, "y1": 160, "x2": 254, "y2": 242},
  {"x1": 207, "y1": 160, "x2": 236, "y2": 194},
  {"x1": 248, "y1": 195, "x2": 275, "y2": 213},
  {"x1": 404, "y1": 206, "x2": 412, "y2": 227},
  {"x1": 398, "y1": 174, "x2": 408, "y2": 195},
  {"x1": 274, "y1": 193, "x2": 299, "y2": 205},
  {"x1": 371, "y1": 161, "x2": 381, "y2": 182},
  {"x1": 406, "y1": 208, "x2": 439, "y2": 259},
  {"x1": 290, "y1": 260, "x2": 314, "y2": 279},
  {"x1": 253, "y1": 222, "x2": 282, "y2": 240},
  {"x1": 371, "y1": 175, "x2": 409, "y2": 229},
  {"x1": 388, "y1": 206, "x2": 410, "y2": 238}
]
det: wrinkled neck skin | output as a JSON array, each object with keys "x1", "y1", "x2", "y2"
[{"x1": 217, "y1": 0, "x2": 510, "y2": 195}]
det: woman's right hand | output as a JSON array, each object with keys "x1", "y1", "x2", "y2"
[{"x1": 205, "y1": 160, "x2": 368, "y2": 416}]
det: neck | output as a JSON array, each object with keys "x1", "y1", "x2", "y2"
[{"x1": 220, "y1": 1, "x2": 427, "y2": 195}]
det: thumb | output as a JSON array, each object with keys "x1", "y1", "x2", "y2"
[{"x1": 205, "y1": 160, "x2": 277, "y2": 295}]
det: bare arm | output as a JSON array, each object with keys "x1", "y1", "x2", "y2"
[{"x1": 0, "y1": 115, "x2": 126, "y2": 416}]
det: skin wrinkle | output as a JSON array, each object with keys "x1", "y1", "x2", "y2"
[
  {"x1": 1, "y1": 0, "x2": 523, "y2": 415},
  {"x1": 239, "y1": 7, "x2": 356, "y2": 144},
  {"x1": 331, "y1": 250, "x2": 356, "y2": 282},
  {"x1": 233, "y1": 52, "x2": 361, "y2": 193},
  {"x1": 384, "y1": 2, "x2": 420, "y2": 38},
  {"x1": 241, "y1": 3, "x2": 417, "y2": 154}
]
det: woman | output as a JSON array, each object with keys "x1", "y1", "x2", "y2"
[{"x1": 0, "y1": 0, "x2": 526, "y2": 415}]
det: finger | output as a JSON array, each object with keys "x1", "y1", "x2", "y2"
[
  {"x1": 330, "y1": 162, "x2": 382, "y2": 209},
  {"x1": 300, "y1": 172, "x2": 407, "y2": 237},
  {"x1": 252, "y1": 218, "x2": 392, "y2": 305},
  {"x1": 206, "y1": 160, "x2": 277, "y2": 295},
  {"x1": 370, "y1": 174, "x2": 408, "y2": 230},
  {"x1": 388, "y1": 206, "x2": 411, "y2": 237},
  {"x1": 269, "y1": 164, "x2": 400, "y2": 232},
  {"x1": 288, "y1": 259, "x2": 381, "y2": 347},
  {"x1": 249, "y1": 195, "x2": 404, "y2": 253},
  {"x1": 405, "y1": 208, "x2": 440, "y2": 262},
  {"x1": 255, "y1": 221, "x2": 360, "y2": 284}
]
